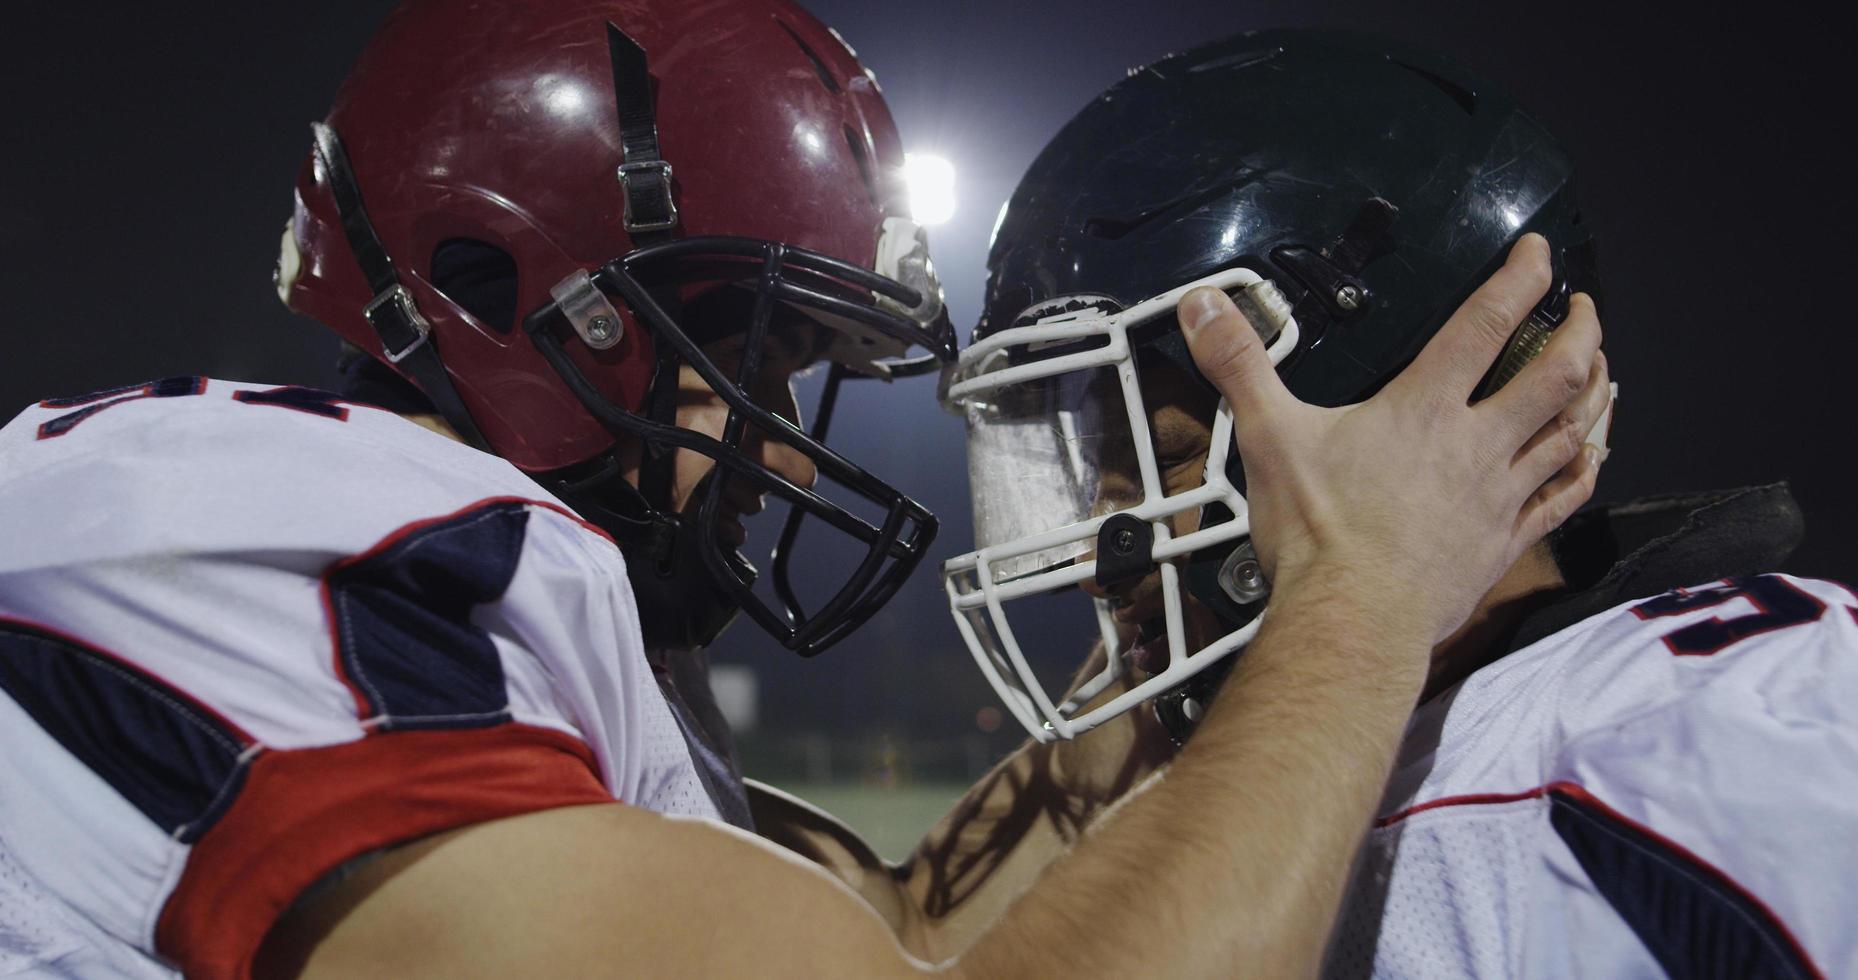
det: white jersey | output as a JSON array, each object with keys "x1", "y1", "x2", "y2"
[
  {"x1": 0, "y1": 378, "x2": 730, "y2": 979},
  {"x1": 1327, "y1": 573, "x2": 1858, "y2": 979}
]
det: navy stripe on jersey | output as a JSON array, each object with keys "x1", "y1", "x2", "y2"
[
  {"x1": 35, "y1": 376, "x2": 206, "y2": 439},
  {"x1": 232, "y1": 386, "x2": 352, "y2": 421},
  {"x1": 324, "y1": 500, "x2": 529, "y2": 731},
  {"x1": 0, "y1": 618, "x2": 253, "y2": 843},
  {"x1": 38, "y1": 376, "x2": 206, "y2": 408},
  {"x1": 1549, "y1": 784, "x2": 1821, "y2": 980}
]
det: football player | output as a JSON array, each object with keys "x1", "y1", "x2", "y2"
[
  {"x1": 0, "y1": 8, "x2": 1601, "y2": 980},
  {"x1": 943, "y1": 30, "x2": 1853, "y2": 978}
]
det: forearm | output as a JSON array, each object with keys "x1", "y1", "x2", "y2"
[
  {"x1": 958, "y1": 578, "x2": 1428, "y2": 978},
  {"x1": 895, "y1": 687, "x2": 1173, "y2": 958},
  {"x1": 750, "y1": 662, "x2": 1174, "y2": 961}
]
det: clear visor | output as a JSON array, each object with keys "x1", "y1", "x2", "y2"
[{"x1": 963, "y1": 364, "x2": 1140, "y2": 582}]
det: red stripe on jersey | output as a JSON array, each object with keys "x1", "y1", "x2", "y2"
[
  {"x1": 1374, "y1": 787, "x2": 1548, "y2": 828},
  {"x1": 154, "y1": 722, "x2": 611, "y2": 980},
  {"x1": 318, "y1": 495, "x2": 617, "y2": 719}
]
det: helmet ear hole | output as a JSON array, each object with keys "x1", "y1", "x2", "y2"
[{"x1": 430, "y1": 238, "x2": 519, "y2": 334}]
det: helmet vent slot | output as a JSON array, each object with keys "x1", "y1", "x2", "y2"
[
  {"x1": 843, "y1": 125, "x2": 878, "y2": 207},
  {"x1": 1392, "y1": 60, "x2": 1479, "y2": 115},
  {"x1": 431, "y1": 238, "x2": 519, "y2": 335},
  {"x1": 776, "y1": 19, "x2": 841, "y2": 94}
]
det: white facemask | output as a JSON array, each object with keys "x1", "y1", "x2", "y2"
[{"x1": 940, "y1": 267, "x2": 1300, "y2": 741}]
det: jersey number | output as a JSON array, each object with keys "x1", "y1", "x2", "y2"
[
  {"x1": 36, "y1": 379, "x2": 349, "y2": 439},
  {"x1": 1630, "y1": 575, "x2": 1828, "y2": 656}
]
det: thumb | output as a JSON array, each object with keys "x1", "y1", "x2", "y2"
[{"x1": 1179, "y1": 286, "x2": 1289, "y2": 421}]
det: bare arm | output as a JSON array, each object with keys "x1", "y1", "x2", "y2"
[
  {"x1": 745, "y1": 648, "x2": 1173, "y2": 960},
  {"x1": 261, "y1": 235, "x2": 1605, "y2": 979}
]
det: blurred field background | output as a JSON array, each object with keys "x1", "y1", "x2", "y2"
[
  {"x1": 770, "y1": 782, "x2": 971, "y2": 862},
  {"x1": 732, "y1": 724, "x2": 1011, "y2": 861}
]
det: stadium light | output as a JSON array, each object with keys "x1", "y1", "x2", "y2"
[{"x1": 905, "y1": 153, "x2": 956, "y2": 226}]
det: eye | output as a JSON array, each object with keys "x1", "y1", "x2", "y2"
[
  {"x1": 1151, "y1": 429, "x2": 1210, "y2": 473},
  {"x1": 1143, "y1": 393, "x2": 1216, "y2": 474},
  {"x1": 1156, "y1": 451, "x2": 1206, "y2": 477},
  {"x1": 702, "y1": 337, "x2": 748, "y2": 372}
]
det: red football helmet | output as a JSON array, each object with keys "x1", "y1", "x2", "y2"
[{"x1": 281, "y1": 0, "x2": 955, "y2": 654}]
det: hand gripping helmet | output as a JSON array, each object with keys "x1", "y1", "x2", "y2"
[
  {"x1": 280, "y1": 0, "x2": 956, "y2": 655},
  {"x1": 941, "y1": 30, "x2": 1610, "y2": 741}
]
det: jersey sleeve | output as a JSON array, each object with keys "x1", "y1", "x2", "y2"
[
  {"x1": 1543, "y1": 574, "x2": 1858, "y2": 979},
  {"x1": 0, "y1": 382, "x2": 659, "y2": 979}
]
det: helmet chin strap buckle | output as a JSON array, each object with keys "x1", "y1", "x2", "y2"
[
  {"x1": 364, "y1": 285, "x2": 433, "y2": 365},
  {"x1": 618, "y1": 160, "x2": 679, "y2": 233}
]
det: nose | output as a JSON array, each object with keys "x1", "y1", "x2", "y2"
[
  {"x1": 748, "y1": 376, "x2": 818, "y2": 491},
  {"x1": 748, "y1": 431, "x2": 818, "y2": 492}
]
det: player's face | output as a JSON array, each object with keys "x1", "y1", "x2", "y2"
[
  {"x1": 663, "y1": 321, "x2": 825, "y2": 546},
  {"x1": 1081, "y1": 356, "x2": 1224, "y2": 674}
]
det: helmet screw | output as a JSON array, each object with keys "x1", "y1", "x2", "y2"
[
  {"x1": 1113, "y1": 527, "x2": 1138, "y2": 554},
  {"x1": 1334, "y1": 284, "x2": 1363, "y2": 312},
  {"x1": 1217, "y1": 541, "x2": 1272, "y2": 605},
  {"x1": 588, "y1": 315, "x2": 617, "y2": 342}
]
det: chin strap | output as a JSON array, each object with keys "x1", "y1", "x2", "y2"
[{"x1": 310, "y1": 121, "x2": 493, "y2": 452}]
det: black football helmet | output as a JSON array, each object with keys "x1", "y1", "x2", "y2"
[{"x1": 940, "y1": 30, "x2": 1605, "y2": 740}]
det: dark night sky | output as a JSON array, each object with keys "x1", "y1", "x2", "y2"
[{"x1": 5, "y1": 2, "x2": 1854, "y2": 742}]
